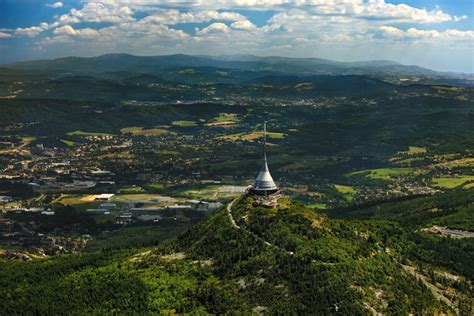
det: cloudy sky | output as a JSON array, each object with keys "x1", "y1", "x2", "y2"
[{"x1": 0, "y1": 0, "x2": 472, "y2": 72}]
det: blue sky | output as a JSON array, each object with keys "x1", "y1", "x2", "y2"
[{"x1": 0, "y1": 0, "x2": 473, "y2": 72}]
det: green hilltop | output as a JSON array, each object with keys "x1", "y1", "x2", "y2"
[{"x1": 1, "y1": 192, "x2": 472, "y2": 314}]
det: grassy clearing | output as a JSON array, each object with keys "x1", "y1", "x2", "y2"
[
  {"x1": 120, "y1": 126, "x2": 173, "y2": 136},
  {"x1": 147, "y1": 183, "x2": 165, "y2": 190},
  {"x1": 392, "y1": 157, "x2": 424, "y2": 166},
  {"x1": 218, "y1": 131, "x2": 286, "y2": 142},
  {"x1": 67, "y1": 130, "x2": 113, "y2": 137},
  {"x1": 396, "y1": 146, "x2": 428, "y2": 155},
  {"x1": 120, "y1": 126, "x2": 143, "y2": 134},
  {"x1": 205, "y1": 113, "x2": 239, "y2": 127},
  {"x1": 118, "y1": 186, "x2": 145, "y2": 194},
  {"x1": 98, "y1": 152, "x2": 134, "y2": 159},
  {"x1": 112, "y1": 194, "x2": 171, "y2": 201},
  {"x1": 334, "y1": 184, "x2": 358, "y2": 201},
  {"x1": 334, "y1": 184, "x2": 357, "y2": 194},
  {"x1": 348, "y1": 168, "x2": 413, "y2": 180},
  {"x1": 307, "y1": 203, "x2": 327, "y2": 209},
  {"x1": 172, "y1": 120, "x2": 197, "y2": 127},
  {"x1": 60, "y1": 139, "x2": 77, "y2": 147},
  {"x1": 215, "y1": 113, "x2": 239, "y2": 122},
  {"x1": 433, "y1": 158, "x2": 474, "y2": 169},
  {"x1": 21, "y1": 136, "x2": 37, "y2": 143},
  {"x1": 205, "y1": 121, "x2": 236, "y2": 127},
  {"x1": 57, "y1": 195, "x2": 91, "y2": 205},
  {"x1": 132, "y1": 128, "x2": 172, "y2": 136},
  {"x1": 463, "y1": 183, "x2": 474, "y2": 190},
  {"x1": 432, "y1": 176, "x2": 474, "y2": 189}
]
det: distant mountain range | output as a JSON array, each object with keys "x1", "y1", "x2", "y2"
[{"x1": 2, "y1": 53, "x2": 473, "y2": 87}]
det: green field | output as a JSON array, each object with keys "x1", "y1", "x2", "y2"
[
  {"x1": 348, "y1": 168, "x2": 414, "y2": 180},
  {"x1": 60, "y1": 139, "x2": 76, "y2": 147},
  {"x1": 120, "y1": 126, "x2": 173, "y2": 136},
  {"x1": 131, "y1": 128, "x2": 171, "y2": 136},
  {"x1": 120, "y1": 126, "x2": 143, "y2": 134},
  {"x1": 111, "y1": 194, "x2": 176, "y2": 202},
  {"x1": 218, "y1": 131, "x2": 286, "y2": 142},
  {"x1": 172, "y1": 120, "x2": 197, "y2": 127},
  {"x1": 307, "y1": 202, "x2": 327, "y2": 209},
  {"x1": 147, "y1": 183, "x2": 165, "y2": 190},
  {"x1": 398, "y1": 146, "x2": 427, "y2": 155},
  {"x1": 432, "y1": 176, "x2": 474, "y2": 189},
  {"x1": 118, "y1": 186, "x2": 145, "y2": 194},
  {"x1": 334, "y1": 184, "x2": 357, "y2": 201},
  {"x1": 67, "y1": 130, "x2": 113, "y2": 137},
  {"x1": 214, "y1": 113, "x2": 238, "y2": 122},
  {"x1": 205, "y1": 113, "x2": 240, "y2": 127}
]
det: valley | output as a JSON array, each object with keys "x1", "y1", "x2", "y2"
[{"x1": 0, "y1": 54, "x2": 473, "y2": 314}]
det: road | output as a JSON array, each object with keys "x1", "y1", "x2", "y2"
[{"x1": 226, "y1": 197, "x2": 240, "y2": 229}]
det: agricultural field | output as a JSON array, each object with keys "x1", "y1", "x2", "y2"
[
  {"x1": 334, "y1": 184, "x2": 358, "y2": 201},
  {"x1": 205, "y1": 112, "x2": 239, "y2": 127},
  {"x1": 431, "y1": 176, "x2": 474, "y2": 189},
  {"x1": 347, "y1": 168, "x2": 414, "y2": 180},
  {"x1": 60, "y1": 139, "x2": 76, "y2": 147},
  {"x1": 217, "y1": 130, "x2": 286, "y2": 142},
  {"x1": 398, "y1": 146, "x2": 427, "y2": 155},
  {"x1": 67, "y1": 130, "x2": 113, "y2": 137},
  {"x1": 172, "y1": 120, "x2": 197, "y2": 127}
]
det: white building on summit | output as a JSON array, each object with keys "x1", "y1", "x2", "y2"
[{"x1": 247, "y1": 122, "x2": 280, "y2": 197}]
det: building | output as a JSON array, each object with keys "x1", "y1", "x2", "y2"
[
  {"x1": 93, "y1": 193, "x2": 115, "y2": 201},
  {"x1": 246, "y1": 122, "x2": 281, "y2": 206},
  {"x1": 137, "y1": 214, "x2": 162, "y2": 222},
  {"x1": 0, "y1": 196, "x2": 13, "y2": 203},
  {"x1": 99, "y1": 203, "x2": 116, "y2": 210}
]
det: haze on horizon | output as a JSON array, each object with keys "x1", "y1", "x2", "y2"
[{"x1": 0, "y1": 0, "x2": 473, "y2": 73}]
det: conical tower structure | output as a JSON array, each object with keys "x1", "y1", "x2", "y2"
[{"x1": 248, "y1": 122, "x2": 279, "y2": 196}]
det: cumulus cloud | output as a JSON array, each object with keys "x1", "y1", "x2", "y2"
[
  {"x1": 141, "y1": 10, "x2": 247, "y2": 25},
  {"x1": 379, "y1": 26, "x2": 474, "y2": 40},
  {"x1": 84, "y1": 0, "x2": 463, "y2": 23},
  {"x1": 15, "y1": 25, "x2": 47, "y2": 37},
  {"x1": 0, "y1": 31, "x2": 12, "y2": 38},
  {"x1": 231, "y1": 20, "x2": 256, "y2": 30},
  {"x1": 53, "y1": 25, "x2": 100, "y2": 38},
  {"x1": 197, "y1": 23, "x2": 230, "y2": 35},
  {"x1": 46, "y1": 2, "x2": 63, "y2": 8},
  {"x1": 58, "y1": 2, "x2": 135, "y2": 24}
]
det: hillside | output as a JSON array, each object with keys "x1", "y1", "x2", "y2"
[
  {"x1": 3, "y1": 54, "x2": 473, "y2": 86},
  {"x1": 1, "y1": 194, "x2": 472, "y2": 314}
]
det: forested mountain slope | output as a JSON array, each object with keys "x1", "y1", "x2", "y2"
[{"x1": 1, "y1": 194, "x2": 472, "y2": 314}]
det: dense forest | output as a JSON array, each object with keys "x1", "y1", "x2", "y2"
[{"x1": 1, "y1": 192, "x2": 472, "y2": 314}]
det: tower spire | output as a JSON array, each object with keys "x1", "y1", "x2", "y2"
[
  {"x1": 263, "y1": 121, "x2": 267, "y2": 162},
  {"x1": 247, "y1": 121, "x2": 281, "y2": 204},
  {"x1": 249, "y1": 121, "x2": 278, "y2": 194}
]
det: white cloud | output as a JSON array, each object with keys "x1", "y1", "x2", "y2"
[
  {"x1": 0, "y1": 31, "x2": 12, "y2": 39},
  {"x1": 84, "y1": 0, "x2": 462, "y2": 23},
  {"x1": 46, "y1": 2, "x2": 63, "y2": 8},
  {"x1": 8, "y1": 0, "x2": 470, "y2": 71},
  {"x1": 141, "y1": 10, "x2": 247, "y2": 25},
  {"x1": 15, "y1": 26, "x2": 47, "y2": 37},
  {"x1": 53, "y1": 25, "x2": 100, "y2": 38},
  {"x1": 379, "y1": 26, "x2": 474, "y2": 40},
  {"x1": 58, "y1": 2, "x2": 135, "y2": 24},
  {"x1": 231, "y1": 20, "x2": 256, "y2": 30},
  {"x1": 197, "y1": 23, "x2": 230, "y2": 35},
  {"x1": 378, "y1": 25, "x2": 404, "y2": 38}
]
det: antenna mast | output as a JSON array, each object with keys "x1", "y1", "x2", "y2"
[{"x1": 263, "y1": 121, "x2": 267, "y2": 161}]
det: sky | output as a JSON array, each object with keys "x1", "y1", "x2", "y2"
[{"x1": 0, "y1": 0, "x2": 472, "y2": 72}]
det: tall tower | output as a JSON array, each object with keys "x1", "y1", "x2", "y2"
[{"x1": 248, "y1": 122, "x2": 279, "y2": 197}]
